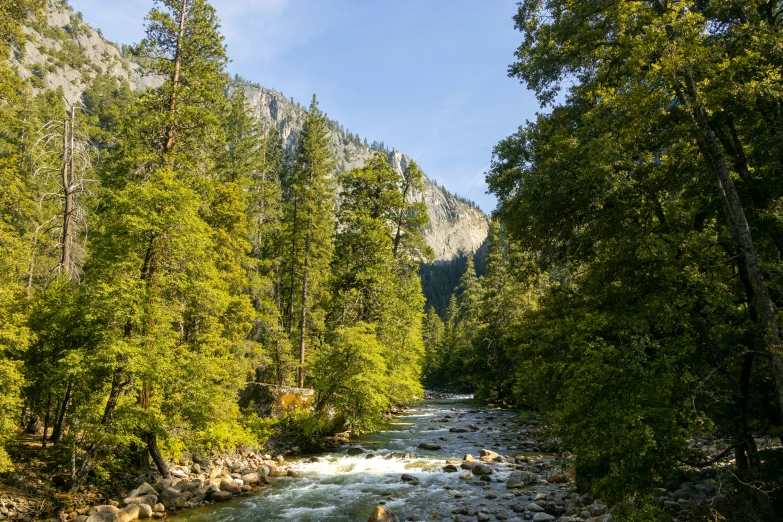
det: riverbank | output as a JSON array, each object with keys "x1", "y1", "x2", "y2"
[{"x1": 1, "y1": 393, "x2": 769, "y2": 521}]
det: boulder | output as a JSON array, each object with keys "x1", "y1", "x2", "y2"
[
  {"x1": 460, "y1": 461, "x2": 478, "y2": 471},
  {"x1": 368, "y1": 505, "x2": 397, "y2": 522},
  {"x1": 242, "y1": 472, "x2": 260, "y2": 485},
  {"x1": 533, "y1": 514, "x2": 556, "y2": 522},
  {"x1": 219, "y1": 478, "x2": 242, "y2": 495},
  {"x1": 472, "y1": 463, "x2": 493, "y2": 475},
  {"x1": 463, "y1": 454, "x2": 474, "y2": 462},
  {"x1": 400, "y1": 473, "x2": 418, "y2": 483},
  {"x1": 86, "y1": 514, "x2": 114, "y2": 522},
  {"x1": 347, "y1": 447, "x2": 364, "y2": 455},
  {"x1": 287, "y1": 470, "x2": 300, "y2": 478},
  {"x1": 442, "y1": 464, "x2": 459, "y2": 472},
  {"x1": 132, "y1": 483, "x2": 158, "y2": 497},
  {"x1": 137, "y1": 504, "x2": 153, "y2": 520},
  {"x1": 417, "y1": 443, "x2": 441, "y2": 451},
  {"x1": 506, "y1": 471, "x2": 538, "y2": 488},
  {"x1": 121, "y1": 504, "x2": 140, "y2": 520},
  {"x1": 527, "y1": 503, "x2": 544, "y2": 512},
  {"x1": 211, "y1": 491, "x2": 232, "y2": 502},
  {"x1": 161, "y1": 487, "x2": 182, "y2": 500},
  {"x1": 89, "y1": 506, "x2": 120, "y2": 516},
  {"x1": 123, "y1": 495, "x2": 157, "y2": 508},
  {"x1": 479, "y1": 449, "x2": 499, "y2": 461}
]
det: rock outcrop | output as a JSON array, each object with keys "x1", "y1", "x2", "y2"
[{"x1": 231, "y1": 81, "x2": 489, "y2": 261}]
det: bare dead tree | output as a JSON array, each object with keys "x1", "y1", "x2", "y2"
[{"x1": 30, "y1": 94, "x2": 96, "y2": 286}]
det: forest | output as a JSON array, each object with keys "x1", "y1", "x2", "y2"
[
  {"x1": 1, "y1": 0, "x2": 431, "y2": 488},
  {"x1": 422, "y1": 0, "x2": 783, "y2": 518},
  {"x1": 2, "y1": 0, "x2": 783, "y2": 521}
]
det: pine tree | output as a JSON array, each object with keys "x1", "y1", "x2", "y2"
[
  {"x1": 0, "y1": 0, "x2": 45, "y2": 473},
  {"x1": 286, "y1": 95, "x2": 335, "y2": 388},
  {"x1": 79, "y1": 0, "x2": 253, "y2": 481}
]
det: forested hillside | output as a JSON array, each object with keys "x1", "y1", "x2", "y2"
[{"x1": 0, "y1": 0, "x2": 436, "y2": 492}]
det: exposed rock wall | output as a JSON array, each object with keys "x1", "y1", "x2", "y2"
[{"x1": 232, "y1": 82, "x2": 489, "y2": 261}]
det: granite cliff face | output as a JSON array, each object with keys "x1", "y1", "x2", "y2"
[
  {"x1": 232, "y1": 82, "x2": 489, "y2": 261},
  {"x1": 11, "y1": 1, "x2": 489, "y2": 261},
  {"x1": 11, "y1": 1, "x2": 163, "y2": 103}
]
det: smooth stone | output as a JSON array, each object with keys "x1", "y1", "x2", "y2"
[
  {"x1": 417, "y1": 443, "x2": 441, "y2": 451},
  {"x1": 368, "y1": 505, "x2": 397, "y2": 522},
  {"x1": 211, "y1": 491, "x2": 232, "y2": 501}
]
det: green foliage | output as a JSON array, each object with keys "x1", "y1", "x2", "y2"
[
  {"x1": 480, "y1": 0, "x2": 783, "y2": 506},
  {"x1": 314, "y1": 324, "x2": 391, "y2": 434},
  {"x1": 0, "y1": 0, "x2": 440, "y2": 487}
]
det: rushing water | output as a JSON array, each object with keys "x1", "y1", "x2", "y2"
[{"x1": 173, "y1": 395, "x2": 536, "y2": 522}]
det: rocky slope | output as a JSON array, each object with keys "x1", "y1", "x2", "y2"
[
  {"x1": 10, "y1": 0, "x2": 488, "y2": 261},
  {"x1": 231, "y1": 81, "x2": 489, "y2": 261}
]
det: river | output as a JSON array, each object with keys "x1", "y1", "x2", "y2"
[{"x1": 171, "y1": 394, "x2": 573, "y2": 522}]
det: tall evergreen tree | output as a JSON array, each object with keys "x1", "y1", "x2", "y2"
[
  {"x1": 0, "y1": 0, "x2": 44, "y2": 473},
  {"x1": 285, "y1": 95, "x2": 335, "y2": 388},
  {"x1": 80, "y1": 0, "x2": 254, "y2": 480}
]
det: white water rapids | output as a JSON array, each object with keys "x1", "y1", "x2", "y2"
[{"x1": 173, "y1": 395, "x2": 556, "y2": 521}]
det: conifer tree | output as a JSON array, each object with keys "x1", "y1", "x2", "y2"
[
  {"x1": 286, "y1": 95, "x2": 335, "y2": 388},
  {"x1": 81, "y1": 0, "x2": 254, "y2": 481},
  {"x1": 0, "y1": 0, "x2": 44, "y2": 473}
]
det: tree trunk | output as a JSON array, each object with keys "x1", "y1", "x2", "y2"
[
  {"x1": 392, "y1": 181, "x2": 411, "y2": 258},
  {"x1": 42, "y1": 394, "x2": 51, "y2": 449},
  {"x1": 50, "y1": 378, "x2": 72, "y2": 445},
  {"x1": 164, "y1": 0, "x2": 188, "y2": 153},
  {"x1": 288, "y1": 196, "x2": 298, "y2": 334},
  {"x1": 734, "y1": 353, "x2": 761, "y2": 475},
  {"x1": 298, "y1": 216, "x2": 311, "y2": 389},
  {"x1": 674, "y1": 69, "x2": 783, "y2": 417},
  {"x1": 147, "y1": 432, "x2": 170, "y2": 479},
  {"x1": 102, "y1": 358, "x2": 126, "y2": 428},
  {"x1": 61, "y1": 116, "x2": 72, "y2": 278}
]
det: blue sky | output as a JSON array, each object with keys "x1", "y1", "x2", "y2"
[{"x1": 67, "y1": 0, "x2": 539, "y2": 212}]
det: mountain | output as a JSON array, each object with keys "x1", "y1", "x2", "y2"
[{"x1": 9, "y1": 0, "x2": 489, "y2": 261}]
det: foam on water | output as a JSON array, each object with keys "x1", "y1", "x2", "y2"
[{"x1": 173, "y1": 395, "x2": 524, "y2": 521}]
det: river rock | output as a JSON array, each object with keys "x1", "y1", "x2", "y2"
[
  {"x1": 472, "y1": 463, "x2": 493, "y2": 475},
  {"x1": 460, "y1": 461, "x2": 478, "y2": 471},
  {"x1": 137, "y1": 504, "x2": 153, "y2": 520},
  {"x1": 121, "y1": 504, "x2": 140, "y2": 519},
  {"x1": 479, "y1": 449, "x2": 499, "y2": 461},
  {"x1": 527, "y1": 502, "x2": 544, "y2": 512},
  {"x1": 442, "y1": 464, "x2": 458, "y2": 472},
  {"x1": 131, "y1": 483, "x2": 158, "y2": 498},
  {"x1": 347, "y1": 447, "x2": 364, "y2": 455},
  {"x1": 86, "y1": 514, "x2": 115, "y2": 522},
  {"x1": 212, "y1": 491, "x2": 232, "y2": 501},
  {"x1": 287, "y1": 469, "x2": 300, "y2": 478},
  {"x1": 506, "y1": 471, "x2": 538, "y2": 488},
  {"x1": 123, "y1": 495, "x2": 157, "y2": 508},
  {"x1": 242, "y1": 472, "x2": 260, "y2": 485},
  {"x1": 417, "y1": 442, "x2": 441, "y2": 450},
  {"x1": 220, "y1": 478, "x2": 241, "y2": 495},
  {"x1": 368, "y1": 505, "x2": 397, "y2": 522},
  {"x1": 533, "y1": 514, "x2": 556, "y2": 522}
]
